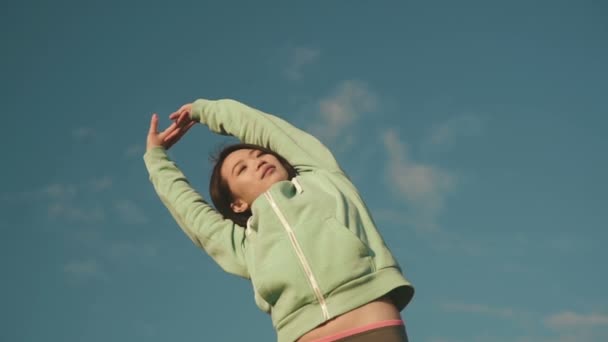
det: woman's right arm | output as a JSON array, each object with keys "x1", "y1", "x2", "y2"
[
  {"x1": 144, "y1": 116, "x2": 249, "y2": 278},
  {"x1": 173, "y1": 99, "x2": 343, "y2": 174}
]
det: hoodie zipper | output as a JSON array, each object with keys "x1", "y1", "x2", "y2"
[{"x1": 264, "y1": 192, "x2": 331, "y2": 320}]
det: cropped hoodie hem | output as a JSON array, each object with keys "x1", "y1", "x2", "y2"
[{"x1": 277, "y1": 267, "x2": 412, "y2": 342}]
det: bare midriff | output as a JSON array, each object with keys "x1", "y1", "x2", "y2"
[{"x1": 296, "y1": 296, "x2": 401, "y2": 342}]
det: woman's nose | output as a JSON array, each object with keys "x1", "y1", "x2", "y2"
[{"x1": 254, "y1": 158, "x2": 267, "y2": 170}]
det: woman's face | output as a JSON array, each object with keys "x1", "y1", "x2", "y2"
[{"x1": 220, "y1": 148, "x2": 289, "y2": 213}]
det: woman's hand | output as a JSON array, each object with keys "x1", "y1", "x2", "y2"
[
  {"x1": 146, "y1": 113, "x2": 196, "y2": 151},
  {"x1": 169, "y1": 103, "x2": 194, "y2": 128}
]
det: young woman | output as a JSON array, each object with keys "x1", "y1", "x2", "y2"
[{"x1": 144, "y1": 98, "x2": 414, "y2": 342}]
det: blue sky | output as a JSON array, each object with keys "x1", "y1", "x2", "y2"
[{"x1": 1, "y1": 0, "x2": 607, "y2": 341}]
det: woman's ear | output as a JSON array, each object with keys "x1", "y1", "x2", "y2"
[{"x1": 230, "y1": 199, "x2": 250, "y2": 213}]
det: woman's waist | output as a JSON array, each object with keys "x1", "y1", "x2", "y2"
[
  {"x1": 271, "y1": 267, "x2": 412, "y2": 342},
  {"x1": 296, "y1": 296, "x2": 401, "y2": 342}
]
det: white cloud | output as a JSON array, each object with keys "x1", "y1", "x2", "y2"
[
  {"x1": 437, "y1": 302, "x2": 608, "y2": 342},
  {"x1": 427, "y1": 300, "x2": 608, "y2": 342},
  {"x1": 283, "y1": 46, "x2": 320, "y2": 81},
  {"x1": 310, "y1": 80, "x2": 377, "y2": 145},
  {"x1": 3, "y1": 179, "x2": 112, "y2": 223},
  {"x1": 383, "y1": 129, "x2": 454, "y2": 232},
  {"x1": 114, "y1": 199, "x2": 148, "y2": 224},
  {"x1": 48, "y1": 202, "x2": 105, "y2": 222},
  {"x1": 64, "y1": 259, "x2": 107, "y2": 280},
  {"x1": 546, "y1": 311, "x2": 608, "y2": 329},
  {"x1": 42, "y1": 183, "x2": 106, "y2": 223},
  {"x1": 427, "y1": 115, "x2": 482, "y2": 147}
]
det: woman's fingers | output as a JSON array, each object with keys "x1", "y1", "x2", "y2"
[
  {"x1": 157, "y1": 121, "x2": 178, "y2": 141},
  {"x1": 146, "y1": 114, "x2": 164, "y2": 151},
  {"x1": 163, "y1": 122, "x2": 195, "y2": 149},
  {"x1": 177, "y1": 111, "x2": 190, "y2": 126},
  {"x1": 148, "y1": 113, "x2": 158, "y2": 135},
  {"x1": 149, "y1": 104, "x2": 195, "y2": 150},
  {"x1": 169, "y1": 104, "x2": 191, "y2": 121},
  {"x1": 163, "y1": 125, "x2": 182, "y2": 143},
  {"x1": 163, "y1": 120, "x2": 196, "y2": 145}
]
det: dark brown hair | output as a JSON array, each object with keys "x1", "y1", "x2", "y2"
[{"x1": 209, "y1": 143, "x2": 298, "y2": 227}]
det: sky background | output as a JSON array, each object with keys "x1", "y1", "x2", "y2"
[{"x1": 1, "y1": 0, "x2": 607, "y2": 341}]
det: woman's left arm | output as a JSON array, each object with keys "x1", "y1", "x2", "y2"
[{"x1": 145, "y1": 114, "x2": 250, "y2": 278}]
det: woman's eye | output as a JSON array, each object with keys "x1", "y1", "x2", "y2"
[{"x1": 238, "y1": 166, "x2": 246, "y2": 174}]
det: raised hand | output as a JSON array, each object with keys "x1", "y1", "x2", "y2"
[
  {"x1": 169, "y1": 103, "x2": 194, "y2": 128},
  {"x1": 146, "y1": 113, "x2": 196, "y2": 151}
]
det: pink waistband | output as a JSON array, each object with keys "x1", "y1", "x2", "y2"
[{"x1": 311, "y1": 319, "x2": 404, "y2": 342}]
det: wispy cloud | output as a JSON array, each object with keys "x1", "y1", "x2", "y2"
[
  {"x1": 543, "y1": 332, "x2": 607, "y2": 342},
  {"x1": 383, "y1": 129, "x2": 454, "y2": 232},
  {"x1": 108, "y1": 240, "x2": 158, "y2": 260},
  {"x1": 61, "y1": 238, "x2": 161, "y2": 284},
  {"x1": 44, "y1": 181, "x2": 107, "y2": 222},
  {"x1": 546, "y1": 311, "x2": 608, "y2": 329},
  {"x1": 309, "y1": 80, "x2": 377, "y2": 147},
  {"x1": 426, "y1": 115, "x2": 483, "y2": 148},
  {"x1": 2, "y1": 178, "x2": 112, "y2": 223},
  {"x1": 283, "y1": 46, "x2": 320, "y2": 81},
  {"x1": 438, "y1": 301, "x2": 608, "y2": 342},
  {"x1": 64, "y1": 259, "x2": 107, "y2": 281},
  {"x1": 114, "y1": 199, "x2": 148, "y2": 224},
  {"x1": 545, "y1": 234, "x2": 591, "y2": 254},
  {"x1": 441, "y1": 301, "x2": 518, "y2": 319},
  {"x1": 2, "y1": 178, "x2": 111, "y2": 202},
  {"x1": 43, "y1": 181, "x2": 109, "y2": 223},
  {"x1": 43, "y1": 183, "x2": 78, "y2": 200},
  {"x1": 89, "y1": 177, "x2": 112, "y2": 192},
  {"x1": 72, "y1": 127, "x2": 94, "y2": 140},
  {"x1": 124, "y1": 143, "x2": 143, "y2": 158},
  {"x1": 48, "y1": 202, "x2": 105, "y2": 223}
]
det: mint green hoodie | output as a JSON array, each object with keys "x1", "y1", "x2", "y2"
[{"x1": 144, "y1": 99, "x2": 414, "y2": 342}]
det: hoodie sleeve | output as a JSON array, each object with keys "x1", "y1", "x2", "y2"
[
  {"x1": 190, "y1": 99, "x2": 342, "y2": 173},
  {"x1": 144, "y1": 147, "x2": 249, "y2": 279}
]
